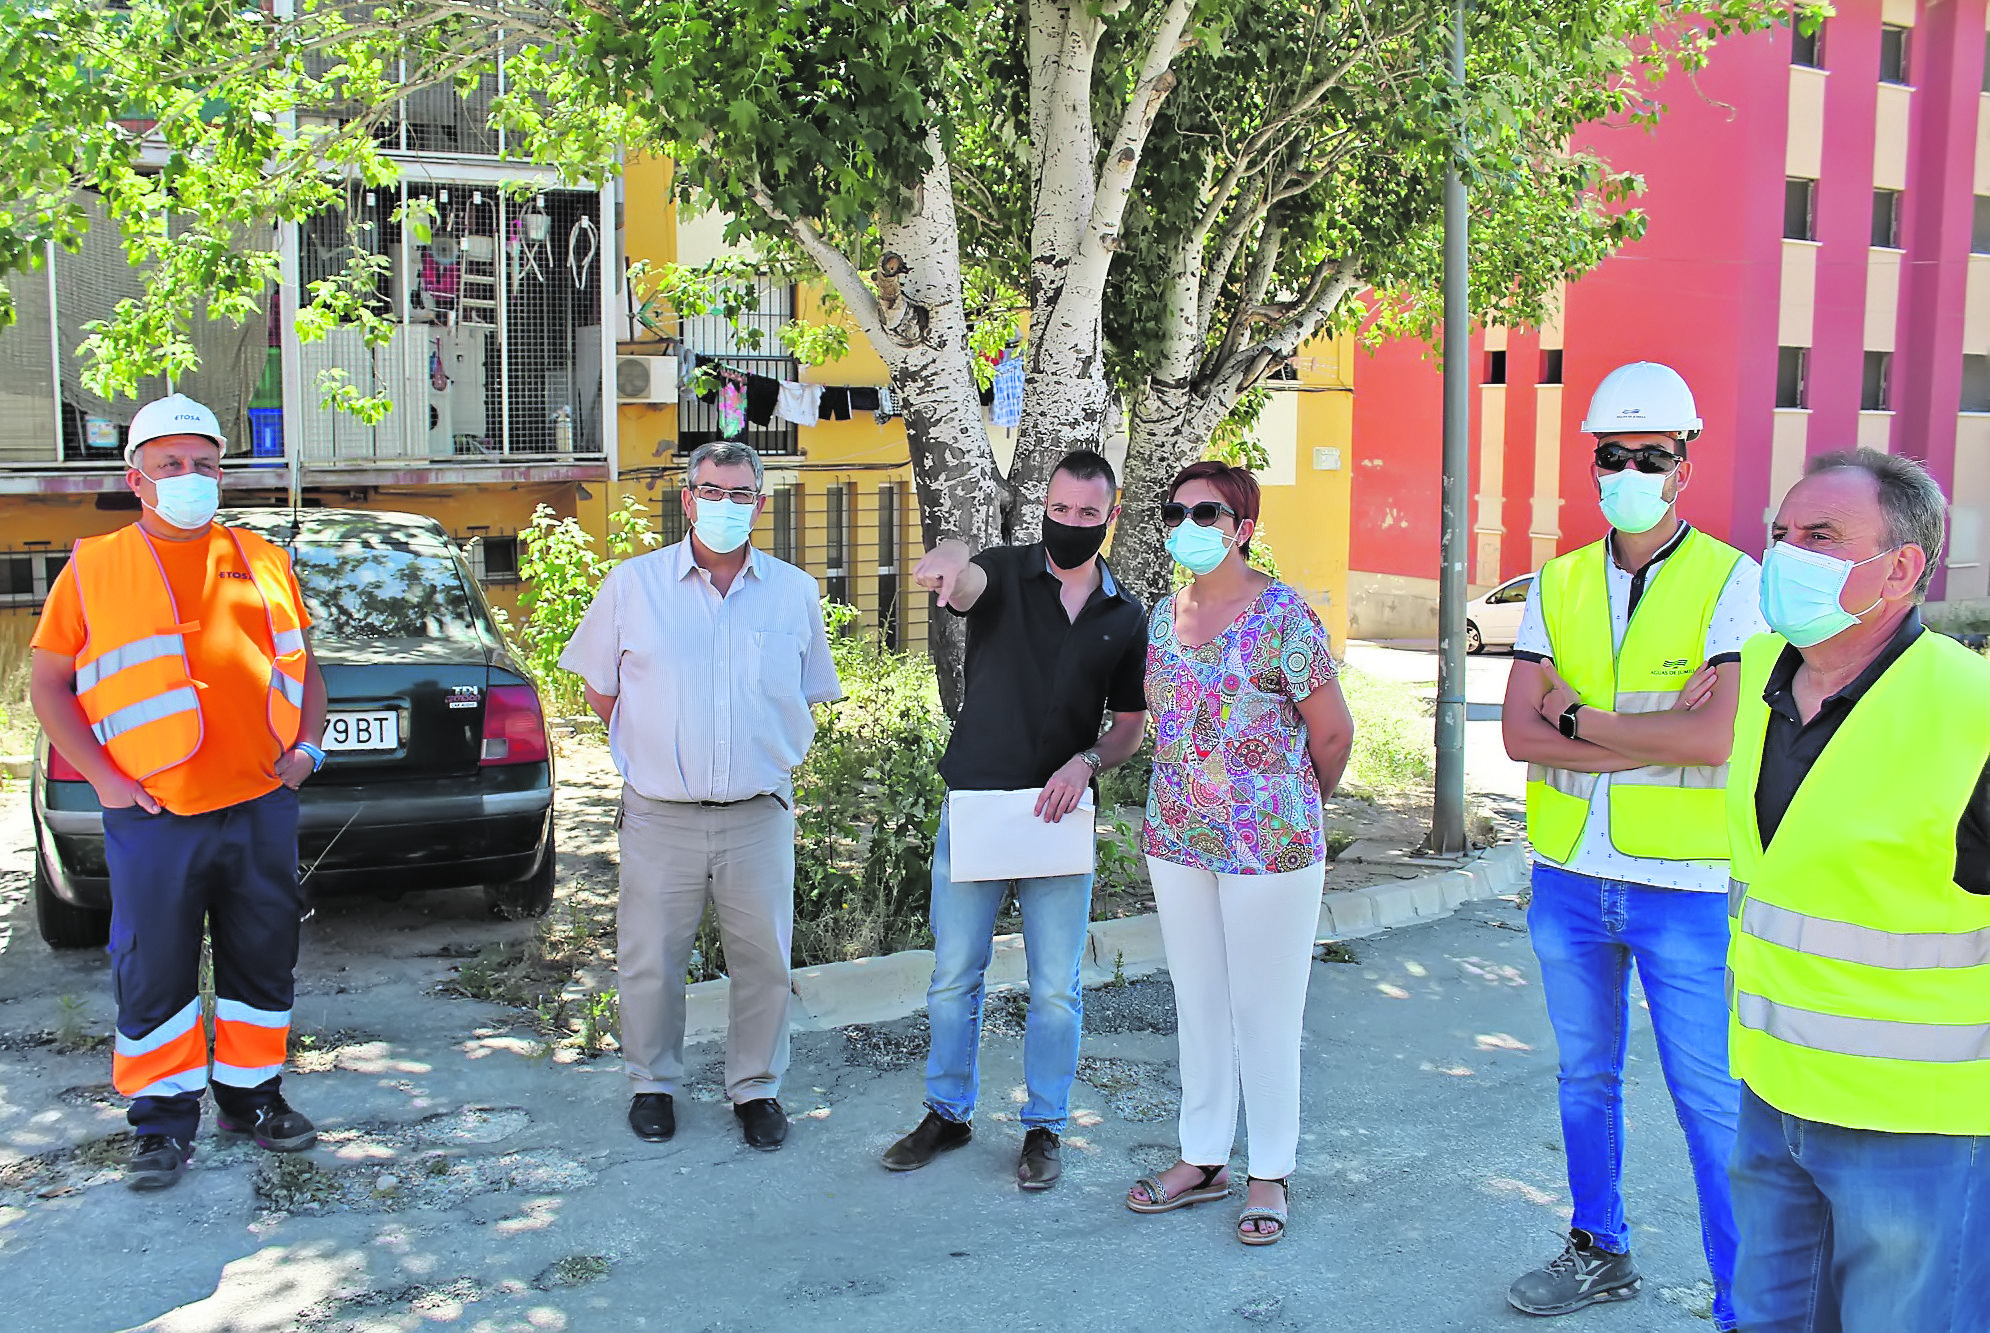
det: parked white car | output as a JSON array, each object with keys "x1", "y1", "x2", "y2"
[{"x1": 1465, "y1": 574, "x2": 1535, "y2": 654}]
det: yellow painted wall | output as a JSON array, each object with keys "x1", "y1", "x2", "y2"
[
  {"x1": 1253, "y1": 336, "x2": 1354, "y2": 653},
  {"x1": 611, "y1": 152, "x2": 925, "y2": 649}
]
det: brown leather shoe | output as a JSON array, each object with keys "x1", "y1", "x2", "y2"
[
  {"x1": 882, "y1": 1110, "x2": 972, "y2": 1171},
  {"x1": 1018, "y1": 1127, "x2": 1061, "y2": 1191}
]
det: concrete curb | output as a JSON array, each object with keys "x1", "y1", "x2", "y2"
[
  {"x1": 0, "y1": 756, "x2": 29, "y2": 781},
  {"x1": 682, "y1": 840, "x2": 1533, "y2": 1044}
]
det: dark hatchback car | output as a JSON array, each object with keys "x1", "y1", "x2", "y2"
[{"x1": 30, "y1": 508, "x2": 555, "y2": 948}]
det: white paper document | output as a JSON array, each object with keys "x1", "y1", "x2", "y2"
[{"x1": 947, "y1": 788, "x2": 1097, "y2": 883}]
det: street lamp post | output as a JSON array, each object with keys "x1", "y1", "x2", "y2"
[{"x1": 1431, "y1": 0, "x2": 1470, "y2": 856}]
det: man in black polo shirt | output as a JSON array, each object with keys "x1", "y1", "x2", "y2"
[{"x1": 881, "y1": 449, "x2": 1149, "y2": 1191}]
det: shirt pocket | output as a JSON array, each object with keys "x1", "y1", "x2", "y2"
[{"x1": 751, "y1": 630, "x2": 806, "y2": 699}]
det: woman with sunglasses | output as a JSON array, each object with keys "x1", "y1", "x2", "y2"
[{"x1": 1125, "y1": 460, "x2": 1354, "y2": 1246}]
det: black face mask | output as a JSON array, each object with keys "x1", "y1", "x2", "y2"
[{"x1": 1042, "y1": 515, "x2": 1109, "y2": 570}]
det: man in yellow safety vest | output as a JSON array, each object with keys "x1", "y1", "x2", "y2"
[
  {"x1": 1724, "y1": 449, "x2": 1990, "y2": 1332},
  {"x1": 1500, "y1": 362, "x2": 1764, "y2": 1330}
]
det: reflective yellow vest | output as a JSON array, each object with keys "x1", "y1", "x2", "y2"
[
  {"x1": 71, "y1": 523, "x2": 307, "y2": 781},
  {"x1": 1525, "y1": 528, "x2": 1743, "y2": 865},
  {"x1": 1727, "y1": 628, "x2": 1990, "y2": 1135}
]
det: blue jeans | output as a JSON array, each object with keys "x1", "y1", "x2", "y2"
[
  {"x1": 1528, "y1": 863, "x2": 1741, "y2": 1330},
  {"x1": 922, "y1": 813, "x2": 1091, "y2": 1132},
  {"x1": 1731, "y1": 1085, "x2": 1990, "y2": 1333}
]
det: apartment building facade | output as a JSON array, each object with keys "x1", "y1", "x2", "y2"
[{"x1": 1347, "y1": 0, "x2": 1990, "y2": 638}]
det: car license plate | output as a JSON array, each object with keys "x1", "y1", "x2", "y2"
[{"x1": 323, "y1": 710, "x2": 400, "y2": 752}]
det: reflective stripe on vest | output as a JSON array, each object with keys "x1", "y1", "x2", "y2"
[
  {"x1": 1726, "y1": 629, "x2": 1990, "y2": 1135},
  {"x1": 91, "y1": 686, "x2": 201, "y2": 745},
  {"x1": 1524, "y1": 529, "x2": 1743, "y2": 865},
  {"x1": 73, "y1": 632, "x2": 187, "y2": 694}
]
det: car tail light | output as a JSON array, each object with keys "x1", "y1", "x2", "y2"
[
  {"x1": 44, "y1": 746, "x2": 88, "y2": 783},
  {"x1": 481, "y1": 685, "x2": 549, "y2": 765}
]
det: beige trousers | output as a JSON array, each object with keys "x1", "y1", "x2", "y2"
[{"x1": 617, "y1": 788, "x2": 795, "y2": 1103}]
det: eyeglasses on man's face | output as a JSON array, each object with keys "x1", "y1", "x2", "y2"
[
  {"x1": 691, "y1": 483, "x2": 762, "y2": 506},
  {"x1": 1160, "y1": 500, "x2": 1237, "y2": 529},
  {"x1": 1593, "y1": 443, "x2": 1683, "y2": 475}
]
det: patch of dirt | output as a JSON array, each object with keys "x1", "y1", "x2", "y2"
[
  {"x1": 254, "y1": 1142, "x2": 594, "y2": 1216},
  {"x1": 1076, "y1": 1055, "x2": 1178, "y2": 1123}
]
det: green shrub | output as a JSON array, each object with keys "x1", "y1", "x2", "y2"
[
  {"x1": 512, "y1": 496, "x2": 659, "y2": 718},
  {"x1": 788, "y1": 605, "x2": 952, "y2": 964}
]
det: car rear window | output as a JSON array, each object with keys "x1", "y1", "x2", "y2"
[{"x1": 290, "y1": 540, "x2": 484, "y2": 643}]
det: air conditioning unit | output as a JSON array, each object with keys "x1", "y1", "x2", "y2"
[{"x1": 616, "y1": 355, "x2": 679, "y2": 404}]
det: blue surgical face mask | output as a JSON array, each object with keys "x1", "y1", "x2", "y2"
[
  {"x1": 693, "y1": 496, "x2": 755, "y2": 554},
  {"x1": 1759, "y1": 540, "x2": 1895, "y2": 648},
  {"x1": 1597, "y1": 468, "x2": 1673, "y2": 534},
  {"x1": 1166, "y1": 521, "x2": 1235, "y2": 576},
  {"x1": 140, "y1": 469, "x2": 220, "y2": 531}
]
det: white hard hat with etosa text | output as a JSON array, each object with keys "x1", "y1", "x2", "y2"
[
  {"x1": 1581, "y1": 362, "x2": 1703, "y2": 441},
  {"x1": 124, "y1": 393, "x2": 227, "y2": 465}
]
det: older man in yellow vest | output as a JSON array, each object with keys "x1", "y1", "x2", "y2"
[
  {"x1": 1723, "y1": 450, "x2": 1990, "y2": 1332},
  {"x1": 29, "y1": 394, "x2": 329, "y2": 1192},
  {"x1": 1500, "y1": 363, "x2": 1764, "y2": 1329}
]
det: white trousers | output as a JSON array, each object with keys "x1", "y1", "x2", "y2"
[{"x1": 1147, "y1": 856, "x2": 1325, "y2": 1180}]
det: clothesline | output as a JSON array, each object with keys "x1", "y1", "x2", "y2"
[{"x1": 690, "y1": 353, "x2": 894, "y2": 434}]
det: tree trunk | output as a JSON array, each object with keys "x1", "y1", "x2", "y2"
[{"x1": 871, "y1": 148, "x2": 1006, "y2": 715}]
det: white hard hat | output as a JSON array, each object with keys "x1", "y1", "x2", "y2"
[
  {"x1": 125, "y1": 393, "x2": 227, "y2": 464},
  {"x1": 1581, "y1": 361, "x2": 1703, "y2": 442}
]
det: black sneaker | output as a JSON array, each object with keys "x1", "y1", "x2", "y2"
[
  {"x1": 126, "y1": 1133, "x2": 193, "y2": 1191},
  {"x1": 882, "y1": 1110, "x2": 972, "y2": 1172},
  {"x1": 215, "y1": 1094, "x2": 318, "y2": 1153},
  {"x1": 1508, "y1": 1229, "x2": 1642, "y2": 1316}
]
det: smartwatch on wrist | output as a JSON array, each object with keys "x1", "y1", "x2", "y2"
[
  {"x1": 295, "y1": 741, "x2": 327, "y2": 772},
  {"x1": 1557, "y1": 703, "x2": 1584, "y2": 740}
]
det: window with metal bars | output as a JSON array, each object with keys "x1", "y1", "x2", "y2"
[
  {"x1": 824, "y1": 484, "x2": 850, "y2": 606},
  {"x1": 677, "y1": 277, "x2": 801, "y2": 457},
  {"x1": 771, "y1": 483, "x2": 800, "y2": 564},
  {"x1": 878, "y1": 482, "x2": 902, "y2": 651}
]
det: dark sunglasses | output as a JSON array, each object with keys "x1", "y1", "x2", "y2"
[
  {"x1": 1593, "y1": 443, "x2": 1684, "y2": 475},
  {"x1": 1160, "y1": 500, "x2": 1237, "y2": 529}
]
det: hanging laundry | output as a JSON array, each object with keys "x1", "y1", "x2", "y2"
[
  {"x1": 875, "y1": 386, "x2": 896, "y2": 422},
  {"x1": 746, "y1": 374, "x2": 780, "y2": 427},
  {"x1": 849, "y1": 386, "x2": 881, "y2": 413},
  {"x1": 819, "y1": 387, "x2": 852, "y2": 422},
  {"x1": 694, "y1": 355, "x2": 720, "y2": 404},
  {"x1": 719, "y1": 375, "x2": 747, "y2": 439},
  {"x1": 992, "y1": 353, "x2": 1024, "y2": 428},
  {"x1": 778, "y1": 380, "x2": 823, "y2": 427}
]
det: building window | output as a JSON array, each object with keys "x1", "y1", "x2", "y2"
[
  {"x1": 1964, "y1": 356, "x2": 1990, "y2": 414},
  {"x1": 1861, "y1": 352, "x2": 1892, "y2": 412},
  {"x1": 1484, "y1": 350, "x2": 1507, "y2": 385},
  {"x1": 824, "y1": 483, "x2": 849, "y2": 606},
  {"x1": 464, "y1": 533, "x2": 520, "y2": 584},
  {"x1": 1879, "y1": 25, "x2": 1910, "y2": 85},
  {"x1": 877, "y1": 483, "x2": 902, "y2": 652},
  {"x1": 1792, "y1": 21, "x2": 1824, "y2": 68},
  {"x1": 1777, "y1": 347, "x2": 1810, "y2": 410},
  {"x1": 771, "y1": 483, "x2": 799, "y2": 564},
  {"x1": 658, "y1": 491, "x2": 688, "y2": 547},
  {"x1": 1974, "y1": 197, "x2": 1990, "y2": 255},
  {"x1": 1539, "y1": 349, "x2": 1564, "y2": 385},
  {"x1": 1784, "y1": 179, "x2": 1817, "y2": 241},
  {"x1": 0, "y1": 550, "x2": 69, "y2": 607},
  {"x1": 1872, "y1": 190, "x2": 1901, "y2": 248}
]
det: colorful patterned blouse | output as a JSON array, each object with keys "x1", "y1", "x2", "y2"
[{"x1": 1143, "y1": 582, "x2": 1339, "y2": 874}]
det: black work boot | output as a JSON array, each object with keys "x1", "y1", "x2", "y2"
[
  {"x1": 215, "y1": 1093, "x2": 318, "y2": 1152},
  {"x1": 881, "y1": 1110, "x2": 972, "y2": 1172},
  {"x1": 1508, "y1": 1229, "x2": 1642, "y2": 1316},
  {"x1": 126, "y1": 1134, "x2": 193, "y2": 1191}
]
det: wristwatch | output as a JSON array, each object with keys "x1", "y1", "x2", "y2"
[
  {"x1": 1078, "y1": 749, "x2": 1103, "y2": 775},
  {"x1": 295, "y1": 740, "x2": 327, "y2": 772},
  {"x1": 1557, "y1": 703, "x2": 1584, "y2": 740}
]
